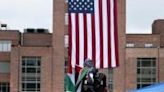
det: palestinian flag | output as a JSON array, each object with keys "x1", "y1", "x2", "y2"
[
  {"x1": 75, "y1": 67, "x2": 88, "y2": 92},
  {"x1": 64, "y1": 60, "x2": 75, "y2": 92},
  {"x1": 65, "y1": 73, "x2": 75, "y2": 92},
  {"x1": 65, "y1": 60, "x2": 85, "y2": 92}
]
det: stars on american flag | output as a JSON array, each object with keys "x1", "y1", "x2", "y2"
[{"x1": 68, "y1": 0, "x2": 94, "y2": 13}]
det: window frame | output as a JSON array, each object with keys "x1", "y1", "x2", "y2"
[
  {"x1": 0, "y1": 82, "x2": 10, "y2": 92},
  {"x1": 0, "y1": 41, "x2": 11, "y2": 52},
  {"x1": 137, "y1": 58, "x2": 156, "y2": 89},
  {"x1": 126, "y1": 43, "x2": 135, "y2": 48},
  {"x1": 144, "y1": 43, "x2": 153, "y2": 48},
  {"x1": 21, "y1": 57, "x2": 41, "y2": 92}
]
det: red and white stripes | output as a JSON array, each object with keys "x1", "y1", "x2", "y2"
[{"x1": 68, "y1": 0, "x2": 119, "y2": 69}]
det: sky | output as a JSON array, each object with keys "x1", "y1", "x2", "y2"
[
  {"x1": 0, "y1": 0, "x2": 52, "y2": 32},
  {"x1": 127, "y1": 0, "x2": 164, "y2": 34},
  {"x1": 0, "y1": 0, "x2": 164, "y2": 33}
]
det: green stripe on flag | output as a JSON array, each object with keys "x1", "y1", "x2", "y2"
[
  {"x1": 75, "y1": 67, "x2": 88, "y2": 90},
  {"x1": 65, "y1": 74, "x2": 75, "y2": 92}
]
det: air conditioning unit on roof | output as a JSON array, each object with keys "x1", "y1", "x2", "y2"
[{"x1": 24, "y1": 28, "x2": 35, "y2": 33}]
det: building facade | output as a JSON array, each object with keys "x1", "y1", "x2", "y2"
[
  {"x1": 125, "y1": 19, "x2": 164, "y2": 91},
  {"x1": 1, "y1": 0, "x2": 164, "y2": 92},
  {"x1": 0, "y1": 28, "x2": 53, "y2": 92},
  {"x1": 1, "y1": 0, "x2": 125, "y2": 91}
]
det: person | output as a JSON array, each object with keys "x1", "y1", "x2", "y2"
[{"x1": 76, "y1": 58, "x2": 96, "y2": 92}]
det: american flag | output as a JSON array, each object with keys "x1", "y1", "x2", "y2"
[{"x1": 68, "y1": 0, "x2": 119, "y2": 68}]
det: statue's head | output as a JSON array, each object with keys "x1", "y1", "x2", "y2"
[{"x1": 84, "y1": 58, "x2": 94, "y2": 68}]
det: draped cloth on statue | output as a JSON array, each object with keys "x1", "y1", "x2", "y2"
[{"x1": 76, "y1": 67, "x2": 88, "y2": 92}]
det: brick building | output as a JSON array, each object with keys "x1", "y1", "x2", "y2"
[
  {"x1": 0, "y1": 28, "x2": 53, "y2": 92},
  {"x1": 53, "y1": 0, "x2": 164, "y2": 91},
  {"x1": 53, "y1": 0, "x2": 125, "y2": 92},
  {"x1": 1, "y1": 0, "x2": 164, "y2": 92},
  {"x1": 125, "y1": 19, "x2": 164, "y2": 91}
]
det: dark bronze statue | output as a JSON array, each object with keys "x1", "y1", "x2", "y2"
[{"x1": 76, "y1": 59, "x2": 107, "y2": 92}]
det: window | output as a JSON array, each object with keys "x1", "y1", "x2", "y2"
[
  {"x1": 144, "y1": 43, "x2": 153, "y2": 48},
  {"x1": 64, "y1": 35, "x2": 69, "y2": 48},
  {"x1": 108, "y1": 69, "x2": 113, "y2": 92},
  {"x1": 137, "y1": 58, "x2": 156, "y2": 89},
  {"x1": 0, "y1": 62, "x2": 10, "y2": 73},
  {"x1": 126, "y1": 43, "x2": 134, "y2": 47},
  {"x1": 0, "y1": 82, "x2": 9, "y2": 92},
  {"x1": 65, "y1": 13, "x2": 68, "y2": 25},
  {"x1": 0, "y1": 41, "x2": 11, "y2": 52},
  {"x1": 22, "y1": 57, "x2": 41, "y2": 92}
]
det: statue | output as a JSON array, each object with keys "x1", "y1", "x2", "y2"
[{"x1": 76, "y1": 59, "x2": 107, "y2": 92}]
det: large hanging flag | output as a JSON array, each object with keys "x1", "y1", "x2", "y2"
[{"x1": 68, "y1": 0, "x2": 119, "y2": 69}]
